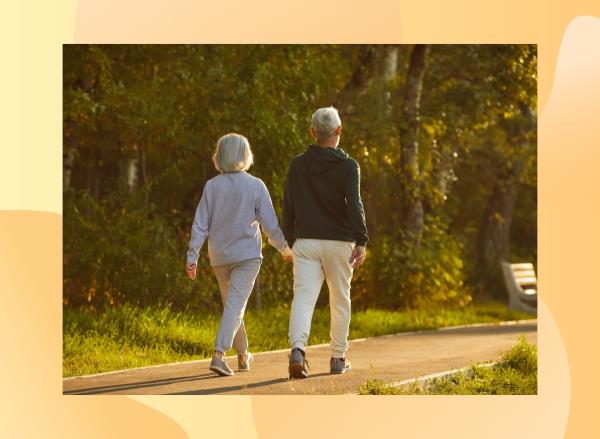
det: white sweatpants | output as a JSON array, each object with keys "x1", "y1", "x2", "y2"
[{"x1": 288, "y1": 239, "x2": 355, "y2": 358}]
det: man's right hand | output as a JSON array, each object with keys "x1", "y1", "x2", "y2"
[
  {"x1": 281, "y1": 247, "x2": 294, "y2": 263},
  {"x1": 349, "y1": 245, "x2": 366, "y2": 268}
]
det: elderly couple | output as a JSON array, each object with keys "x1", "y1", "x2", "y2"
[{"x1": 185, "y1": 106, "x2": 368, "y2": 379}]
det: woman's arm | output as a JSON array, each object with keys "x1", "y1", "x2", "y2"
[
  {"x1": 256, "y1": 180, "x2": 291, "y2": 255},
  {"x1": 186, "y1": 182, "x2": 211, "y2": 267}
]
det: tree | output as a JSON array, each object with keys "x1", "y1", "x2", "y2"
[
  {"x1": 397, "y1": 44, "x2": 430, "y2": 247},
  {"x1": 478, "y1": 105, "x2": 536, "y2": 296},
  {"x1": 62, "y1": 44, "x2": 537, "y2": 309}
]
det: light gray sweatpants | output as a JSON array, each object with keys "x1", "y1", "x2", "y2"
[
  {"x1": 212, "y1": 258, "x2": 261, "y2": 354},
  {"x1": 288, "y1": 239, "x2": 355, "y2": 358}
]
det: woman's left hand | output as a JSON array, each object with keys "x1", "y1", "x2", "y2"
[
  {"x1": 186, "y1": 263, "x2": 197, "y2": 280},
  {"x1": 281, "y1": 247, "x2": 294, "y2": 263}
]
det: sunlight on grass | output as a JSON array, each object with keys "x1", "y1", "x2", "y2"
[
  {"x1": 63, "y1": 303, "x2": 533, "y2": 377},
  {"x1": 357, "y1": 336, "x2": 537, "y2": 395}
]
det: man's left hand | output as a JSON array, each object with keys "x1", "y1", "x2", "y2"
[{"x1": 281, "y1": 247, "x2": 294, "y2": 263}]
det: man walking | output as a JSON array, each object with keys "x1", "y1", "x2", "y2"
[{"x1": 283, "y1": 106, "x2": 368, "y2": 379}]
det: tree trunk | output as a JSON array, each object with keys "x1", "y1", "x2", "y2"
[
  {"x1": 478, "y1": 155, "x2": 526, "y2": 296},
  {"x1": 382, "y1": 45, "x2": 399, "y2": 117},
  {"x1": 120, "y1": 144, "x2": 141, "y2": 194},
  {"x1": 427, "y1": 140, "x2": 458, "y2": 213},
  {"x1": 139, "y1": 145, "x2": 149, "y2": 205},
  {"x1": 478, "y1": 104, "x2": 535, "y2": 296},
  {"x1": 357, "y1": 47, "x2": 399, "y2": 238},
  {"x1": 139, "y1": 146, "x2": 148, "y2": 186},
  {"x1": 127, "y1": 157, "x2": 139, "y2": 191},
  {"x1": 334, "y1": 46, "x2": 379, "y2": 113},
  {"x1": 398, "y1": 44, "x2": 430, "y2": 246},
  {"x1": 63, "y1": 148, "x2": 76, "y2": 192}
]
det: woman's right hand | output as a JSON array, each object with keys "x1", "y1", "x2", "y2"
[{"x1": 186, "y1": 263, "x2": 197, "y2": 280}]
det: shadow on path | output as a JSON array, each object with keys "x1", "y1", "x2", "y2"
[
  {"x1": 64, "y1": 372, "x2": 216, "y2": 395},
  {"x1": 64, "y1": 371, "x2": 333, "y2": 395},
  {"x1": 168, "y1": 372, "x2": 332, "y2": 395},
  {"x1": 63, "y1": 322, "x2": 537, "y2": 395}
]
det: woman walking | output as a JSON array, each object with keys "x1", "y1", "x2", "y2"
[{"x1": 186, "y1": 133, "x2": 292, "y2": 376}]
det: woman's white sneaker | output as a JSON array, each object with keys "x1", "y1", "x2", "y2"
[
  {"x1": 238, "y1": 352, "x2": 254, "y2": 372},
  {"x1": 209, "y1": 357, "x2": 234, "y2": 376}
]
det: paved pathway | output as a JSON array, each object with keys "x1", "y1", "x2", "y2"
[{"x1": 63, "y1": 320, "x2": 536, "y2": 395}]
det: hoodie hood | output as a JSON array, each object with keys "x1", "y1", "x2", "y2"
[{"x1": 303, "y1": 145, "x2": 349, "y2": 176}]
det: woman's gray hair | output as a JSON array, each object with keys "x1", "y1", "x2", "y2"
[
  {"x1": 311, "y1": 106, "x2": 342, "y2": 139},
  {"x1": 212, "y1": 133, "x2": 254, "y2": 173}
]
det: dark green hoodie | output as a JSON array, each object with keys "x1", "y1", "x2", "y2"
[{"x1": 282, "y1": 145, "x2": 368, "y2": 248}]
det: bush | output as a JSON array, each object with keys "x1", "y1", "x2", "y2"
[
  {"x1": 354, "y1": 220, "x2": 471, "y2": 309},
  {"x1": 500, "y1": 334, "x2": 537, "y2": 375},
  {"x1": 254, "y1": 245, "x2": 294, "y2": 306},
  {"x1": 64, "y1": 191, "x2": 472, "y2": 311},
  {"x1": 63, "y1": 190, "x2": 218, "y2": 310}
]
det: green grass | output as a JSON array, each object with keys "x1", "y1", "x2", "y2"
[
  {"x1": 357, "y1": 335, "x2": 537, "y2": 395},
  {"x1": 63, "y1": 302, "x2": 533, "y2": 377}
]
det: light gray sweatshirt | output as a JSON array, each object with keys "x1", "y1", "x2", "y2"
[{"x1": 187, "y1": 171, "x2": 290, "y2": 267}]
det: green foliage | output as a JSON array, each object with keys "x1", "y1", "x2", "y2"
[
  {"x1": 420, "y1": 336, "x2": 537, "y2": 395},
  {"x1": 349, "y1": 303, "x2": 530, "y2": 337},
  {"x1": 355, "y1": 221, "x2": 469, "y2": 309},
  {"x1": 63, "y1": 45, "x2": 537, "y2": 310},
  {"x1": 357, "y1": 378, "x2": 403, "y2": 395},
  {"x1": 62, "y1": 302, "x2": 531, "y2": 377},
  {"x1": 358, "y1": 336, "x2": 537, "y2": 395},
  {"x1": 63, "y1": 190, "x2": 216, "y2": 309},
  {"x1": 501, "y1": 334, "x2": 537, "y2": 375},
  {"x1": 255, "y1": 246, "x2": 295, "y2": 305}
]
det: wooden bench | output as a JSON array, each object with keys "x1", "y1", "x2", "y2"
[{"x1": 501, "y1": 262, "x2": 537, "y2": 314}]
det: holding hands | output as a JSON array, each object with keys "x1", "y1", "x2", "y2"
[
  {"x1": 187, "y1": 245, "x2": 293, "y2": 282},
  {"x1": 281, "y1": 246, "x2": 294, "y2": 263},
  {"x1": 187, "y1": 247, "x2": 292, "y2": 281}
]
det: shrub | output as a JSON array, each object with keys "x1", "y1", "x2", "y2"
[
  {"x1": 64, "y1": 191, "x2": 471, "y2": 311},
  {"x1": 500, "y1": 334, "x2": 537, "y2": 375},
  {"x1": 354, "y1": 220, "x2": 471, "y2": 309},
  {"x1": 63, "y1": 190, "x2": 218, "y2": 310}
]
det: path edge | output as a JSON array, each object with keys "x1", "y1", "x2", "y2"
[
  {"x1": 354, "y1": 362, "x2": 499, "y2": 395},
  {"x1": 63, "y1": 318, "x2": 536, "y2": 381}
]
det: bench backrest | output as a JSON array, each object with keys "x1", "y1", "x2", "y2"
[{"x1": 509, "y1": 263, "x2": 537, "y2": 288}]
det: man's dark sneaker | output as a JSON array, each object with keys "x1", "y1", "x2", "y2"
[
  {"x1": 330, "y1": 357, "x2": 351, "y2": 374},
  {"x1": 288, "y1": 348, "x2": 309, "y2": 379}
]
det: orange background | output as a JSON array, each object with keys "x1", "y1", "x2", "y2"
[{"x1": 2, "y1": 1, "x2": 600, "y2": 437}]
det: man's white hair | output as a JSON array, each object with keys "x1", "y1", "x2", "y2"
[
  {"x1": 212, "y1": 133, "x2": 254, "y2": 173},
  {"x1": 311, "y1": 106, "x2": 342, "y2": 139}
]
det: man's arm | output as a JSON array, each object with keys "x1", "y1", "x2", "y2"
[
  {"x1": 344, "y1": 160, "x2": 368, "y2": 247},
  {"x1": 282, "y1": 162, "x2": 296, "y2": 249}
]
